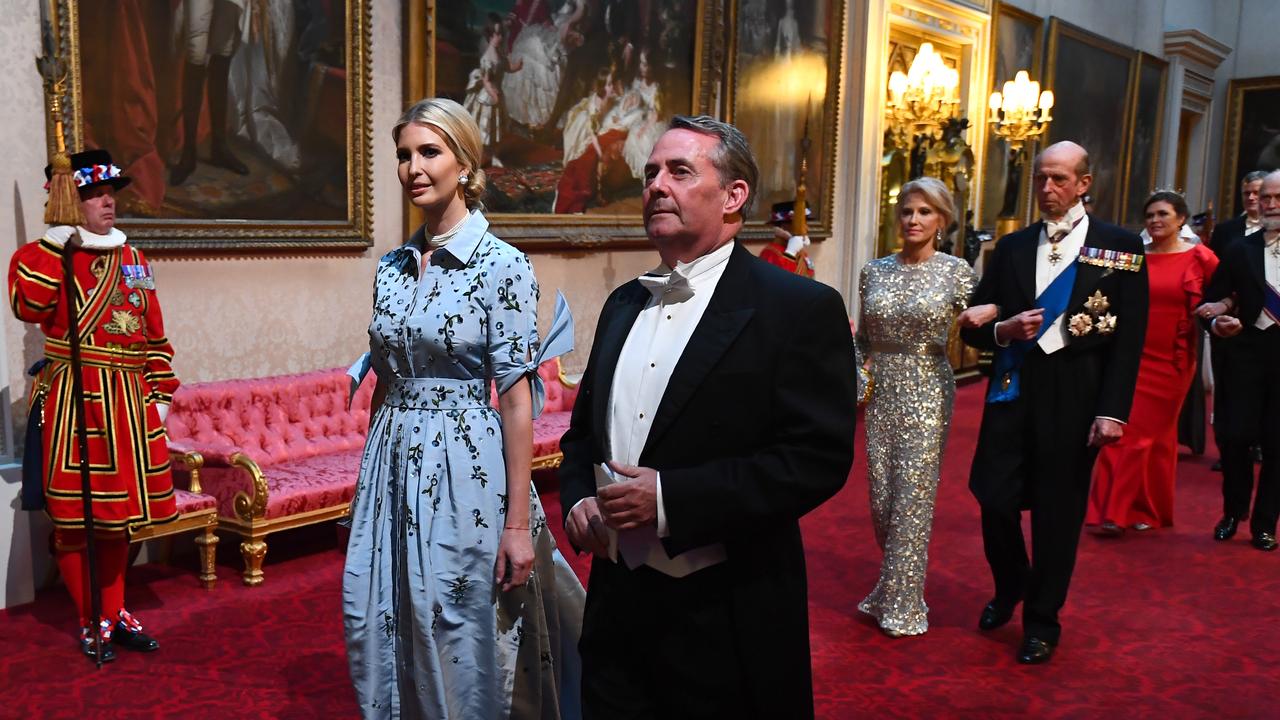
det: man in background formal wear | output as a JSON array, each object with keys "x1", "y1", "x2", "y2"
[
  {"x1": 1205, "y1": 170, "x2": 1268, "y2": 474},
  {"x1": 559, "y1": 115, "x2": 857, "y2": 719},
  {"x1": 1196, "y1": 169, "x2": 1280, "y2": 552},
  {"x1": 1209, "y1": 170, "x2": 1267, "y2": 257},
  {"x1": 961, "y1": 141, "x2": 1148, "y2": 665}
]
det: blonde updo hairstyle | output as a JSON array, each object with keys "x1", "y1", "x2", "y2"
[
  {"x1": 393, "y1": 98, "x2": 487, "y2": 210},
  {"x1": 895, "y1": 176, "x2": 956, "y2": 239}
]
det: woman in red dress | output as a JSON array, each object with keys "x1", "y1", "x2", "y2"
[{"x1": 1088, "y1": 191, "x2": 1218, "y2": 533}]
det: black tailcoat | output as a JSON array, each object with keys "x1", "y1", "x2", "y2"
[{"x1": 559, "y1": 241, "x2": 857, "y2": 718}]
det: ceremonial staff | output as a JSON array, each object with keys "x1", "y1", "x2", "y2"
[
  {"x1": 38, "y1": 27, "x2": 105, "y2": 668},
  {"x1": 791, "y1": 98, "x2": 813, "y2": 274}
]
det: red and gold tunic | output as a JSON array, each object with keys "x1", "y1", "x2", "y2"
[
  {"x1": 8, "y1": 229, "x2": 178, "y2": 532},
  {"x1": 760, "y1": 241, "x2": 815, "y2": 278}
]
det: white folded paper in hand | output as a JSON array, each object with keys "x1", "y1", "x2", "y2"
[{"x1": 593, "y1": 463, "x2": 620, "y2": 563}]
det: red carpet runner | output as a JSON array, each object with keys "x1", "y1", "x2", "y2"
[{"x1": 0, "y1": 383, "x2": 1276, "y2": 718}]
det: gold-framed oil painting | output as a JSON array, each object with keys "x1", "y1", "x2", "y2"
[
  {"x1": 980, "y1": 2, "x2": 1042, "y2": 231},
  {"x1": 724, "y1": 0, "x2": 845, "y2": 238},
  {"x1": 1218, "y1": 75, "x2": 1280, "y2": 218},
  {"x1": 1119, "y1": 52, "x2": 1167, "y2": 228},
  {"x1": 45, "y1": 0, "x2": 373, "y2": 250},
  {"x1": 1043, "y1": 18, "x2": 1135, "y2": 225},
  {"x1": 405, "y1": 0, "x2": 724, "y2": 250}
]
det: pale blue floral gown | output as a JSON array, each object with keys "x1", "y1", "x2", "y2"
[{"x1": 343, "y1": 210, "x2": 583, "y2": 719}]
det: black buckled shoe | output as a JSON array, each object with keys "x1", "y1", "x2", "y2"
[
  {"x1": 1251, "y1": 532, "x2": 1278, "y2": 552},
  {"x1": 1214, "y1": 516, "x2": 1239, "y2": 541},
  {"x1": 113, "y1": 609, "x2": 160, "y2": 652},
  {"x1": 978, "y1": 600, "x2": 1016, "y2": 631},
  {"x1": 80, "y1": 621, "x2": 116, "y2": 664},
  {"x1": 1017, "y1": 636, "x2": 1055, "y2": 665}
]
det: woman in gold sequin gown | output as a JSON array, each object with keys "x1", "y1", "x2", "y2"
[{"x1": 855, "y1": 177, "x2": 993, "y2": 636}]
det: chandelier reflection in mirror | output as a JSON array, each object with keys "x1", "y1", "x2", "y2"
[{"x1": 885, "y1": 42, "x2": 960, "y2": 148}]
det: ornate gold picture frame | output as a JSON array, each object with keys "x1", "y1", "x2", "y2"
[
  {"x1": 49, "y1": 0, "x2": 373, "y2": 251},
  {"x1": 980, "y1": 2, "x2": 1042, "y2": 231},
  {"x1": 723, "y1": 0, "x2": 845, "y2": 240},
  {"x1": 404, "y1": 0, "x2": 724, "y2": 250},
  {"x1": 1218, "y1": 75, "x2": 1280, "y2": 218},
  {"x1": 1043, "y1": 18, "x2": 1136, "y2": 225},
  {"x1": 1120, "y1": 52, "x2": 1167, "y2": 228}
]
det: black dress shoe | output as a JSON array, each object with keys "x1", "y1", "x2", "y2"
[
  {"x1": 113, "y1": 621, "x2": 160, "y2": 652},
  {"x1": 978, "y1": 600, "x2": 1016, "y2": 631},
  {"x1": 1214, "y1": 516, "x2": 1239, "y2": 541},
  {"x1": 1017, "y1": 636, "x2": 1055, "y2": 664},
  {"x1": 1251, "y1": 532, "x2": 1279, "y2": 552},
  {"x1": 80, "y1": 627, "x2": 116, "y2": 664}
]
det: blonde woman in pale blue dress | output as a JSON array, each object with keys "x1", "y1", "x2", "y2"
[{"x1": 343, "y1": 98, "x2": 583, "y2": 719}]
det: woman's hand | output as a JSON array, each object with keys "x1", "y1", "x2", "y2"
[
  {"x1": 495, "y1": 527, "x2": 534, "y2": 592},
  {"x1": 1195, "y1": 300, "x2": 1229, "y2": 320},
  {"x1": 957, "y1": 303, "x2": 999, "y2": 328}
]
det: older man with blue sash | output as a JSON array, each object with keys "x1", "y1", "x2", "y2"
[{"x1": 961, "y1": 141, "x2": 1148, "y2": 665}]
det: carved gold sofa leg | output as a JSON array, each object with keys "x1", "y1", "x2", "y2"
[
  {"x1": 195, "y1": 527, "x2": 219, "y2": 589},
  {"x1": 240, "y1": 537, "x2": 268, "y2": 586}
]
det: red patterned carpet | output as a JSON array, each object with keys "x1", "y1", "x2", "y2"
[{"x1": 1, "y1": 382, "x2": 1277, "y2": 718}]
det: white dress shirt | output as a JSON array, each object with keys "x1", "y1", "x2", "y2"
[
  {"x1": 1245, "y1": 215, "x2": 1263, "y2": 236},
  {"x1": 605, "y1": 240, "x2": 733, "y2": 577},
  {"x1": 1035, "y1": 202, "x2": 1090, "y2": 354},
  {"x1": 1256, "y1": 235, "x2": 1280, "y2": 330}
]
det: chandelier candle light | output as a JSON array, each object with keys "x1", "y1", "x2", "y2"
[
  {"x1": 886, "y1": 42, "x2": 961, "y2": 148},
  {"x1": 988, "y1": 70, "x2": 1054, "y2": 152}
]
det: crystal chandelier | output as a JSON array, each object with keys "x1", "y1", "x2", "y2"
[
  {"x1": 987, "y1": 70, "x2": 1054, "y2": 152},
  {"x1": 885, "y1": 42, "x2": 961, "y2": 148}
]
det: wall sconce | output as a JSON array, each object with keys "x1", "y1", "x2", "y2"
[{"x1": 988, "y1": 70, "x2": 1054, "y2": 152}]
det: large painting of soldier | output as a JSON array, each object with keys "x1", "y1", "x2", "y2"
[
  {"x1": 57, "y1": 0, "x2": 373, "y2": 249},
  {"x1": 423, "y1": 0, "x2": 704, "y2": 217}
]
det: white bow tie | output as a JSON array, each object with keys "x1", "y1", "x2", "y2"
[
  {"x1": 1045, "y1": 217, "x2": 1075, "y2": 241},
  {"x1": 637, "y1": 269, "x2": 694, "y2": 301}
]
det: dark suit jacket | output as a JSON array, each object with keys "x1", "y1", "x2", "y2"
[
  {"x1": 961, "y1": 218, "x2": 1148, "y2": 504},
  {"x1": 559, "y1": 241, "x2": 857, "y2": 718},
  {"x1": 1209, "y1": 215, "x2": 1252, "y2": 258},
  {"x1": 1204, "y1": 230, "x2": 1272, "y2": 327}
]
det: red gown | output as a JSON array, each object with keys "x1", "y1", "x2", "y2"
[
  {"x1": 9, "y1": 233, "x2": 179, "y2": 533},
  {"x1": 1088, "y1": 243, "x2": 1218, "y2": 528}
]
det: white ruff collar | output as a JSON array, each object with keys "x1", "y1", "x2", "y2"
[{"x1": 44, "y1": 225, "x2": 127, "y2": 250}]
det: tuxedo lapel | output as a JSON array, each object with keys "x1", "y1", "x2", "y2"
[
  {"x1": 1013, "y1": 223, "x2": 1041, "y2": 303},
  {"x1": 590, "y1": 282, "x2": 649, "y2": 436},
  {"x1": 1248, "y1": 235, "x2": 1267, "y2": 292},
  {"x1": 641, "y1": 243, "x2": 756, "y2": 459}
]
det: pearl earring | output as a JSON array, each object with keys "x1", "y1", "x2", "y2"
[{"x1": 458, "y1": 173, "x2": 469, "y2": 184}]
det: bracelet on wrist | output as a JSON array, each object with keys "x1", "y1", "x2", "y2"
[{"x1": 503, "y1": 524, "x2": 529, "y2": 530}]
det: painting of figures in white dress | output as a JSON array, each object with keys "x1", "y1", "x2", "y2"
[
  {"x1": 60, "y1": 0, "x2": 373, "y2": 249},
  {"x1": 729, "y1": 0, "x2": 844, "y2": 232},
  {"x1": 428, "y1": 0, "x2": 702, "y2": 215}
]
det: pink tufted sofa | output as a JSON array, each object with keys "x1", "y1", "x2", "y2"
[{"x1": 165, "y1": 360, "x2": 579, "y2": 585}]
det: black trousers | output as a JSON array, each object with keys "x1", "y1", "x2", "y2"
[
  {"x1": 970, "y1": 348, "x2": 1100, "y2": 644},
  {"x1": 1214, "y1": 326, "x2": 1280, "y2": 535},
  {"x1": 579, "y1": 558, "x2": 751, "y2": 720}
]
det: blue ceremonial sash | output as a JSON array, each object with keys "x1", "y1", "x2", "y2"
[
  {"x1": 987, "y1": 260, "x2": 1078, "y2": 403},
  {"x1": 1264, "y1": 281, "x2": 1280, "y2": 325}
]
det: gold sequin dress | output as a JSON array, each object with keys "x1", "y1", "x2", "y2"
[{"x1": 855, "y1": 252, "x2": 976, "y2": 636}]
